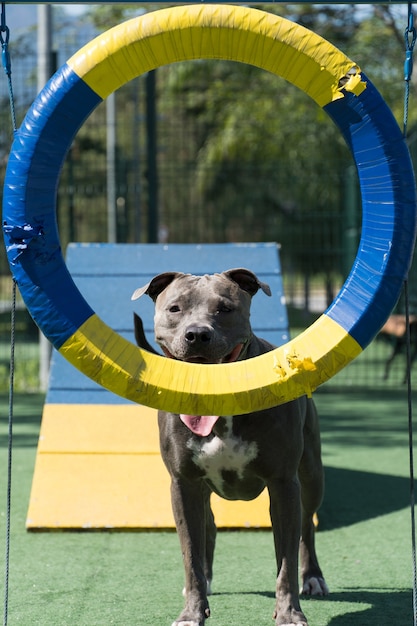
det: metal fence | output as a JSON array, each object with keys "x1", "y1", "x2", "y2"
[{"x1": 1, "y1": 9, "x2": 416, "y2": 393}]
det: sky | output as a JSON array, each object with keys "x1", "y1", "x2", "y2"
[
  {"x1": 3, "y1": 3, "x2": 87, "y2": 33},
  {"x1": 61, "y1": 4, "x2": 87, "y2": 16},
  {"x1": 3, "y1": 3, "x2": 408, "y2": 35}
]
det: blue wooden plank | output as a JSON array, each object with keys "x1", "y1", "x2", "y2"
[
  {"x1": 46, "y1": 389, "x2": 135, "y2": 404},
  {"x1": 66, "y1": 242, "x2": 282, "y2": 276},
  {"x1": 70, "y1": 275, "x2": 287, "y2": 332}
]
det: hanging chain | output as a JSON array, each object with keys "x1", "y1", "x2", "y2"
[
  {"x1": 403, "y1": 5, "x2": 417, "y2": 626},
  {"x1": 3, "y1": 280, "x2": 16, "y2": 626},
  {"x1": 1, "y1": 4, "x2": 17, "y2": 625},
  {"x1": 405, "y1": 280, "x2": 417, "y2": 626},
  {"x1": 0, "y1": 2, "x2": 16, "y2": 132},
  {"x1": 404, "y1": 4, "x2": 416, "y2": 136}
]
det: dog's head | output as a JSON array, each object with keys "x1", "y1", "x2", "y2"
[{"x1": 131, "y1": 268, "x2": 271, "y2": 364}]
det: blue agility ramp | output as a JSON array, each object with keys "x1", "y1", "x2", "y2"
[
  {"x1": 47, "y1": 242, "x2": 289, "y2": 404},
  {"x1": 27, "y1": 243, "x2": 289, "y2": 529}
]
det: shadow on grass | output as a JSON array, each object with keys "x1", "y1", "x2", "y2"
[
  {"x1": 320, "y1": 588, "x2": 412, "y2": 625},
  {"x1": 0, "y1": 392, "x2": 43, "y2": 448},
  {"x1": 214, "y1": 588, "x2": 412, "y2": 624},
  {"x1": 319, "y1": 466, "x2": 409, "y2": 530},
  {"x1": 318, "y1": 388, "x2": 416, "y2": 448},
  {"x1": 214, "y1": 587, "x2": 410, "y2": 626}
]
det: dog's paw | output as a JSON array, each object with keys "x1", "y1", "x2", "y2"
[
  {"x1": 301, "y1": 576, "x2": 329, "y2": 596},
  {"x1": 279, "y1": 622, "x2": 308, "y2": 626},
  {"x1": 272, "y1": 609, "x2": 308, "y2": 625},
  {"x1": 172, "y1": 607, "x2": 210, "y2": 626}
]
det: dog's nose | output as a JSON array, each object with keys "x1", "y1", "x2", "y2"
[{"x1": 185, "y1": 325, "x2": 212, "y2": 344}]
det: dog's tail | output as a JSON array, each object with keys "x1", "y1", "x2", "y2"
[{"x1": 133, "y1": 312, "x2": 160, "y2": 355}]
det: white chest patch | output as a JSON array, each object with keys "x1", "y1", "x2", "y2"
[{"x1": 187, "y1": 417, "x2": 258, "y2": 496}]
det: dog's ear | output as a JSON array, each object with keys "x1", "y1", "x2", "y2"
[
  {"x1": 131, "y1": 272, "x2": 183, "y2": 302},
  {"x1": 223, "y1": 268, "x2": 272, "y2": 297}
]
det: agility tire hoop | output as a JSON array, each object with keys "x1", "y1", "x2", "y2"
[{"x1": 3, "y1": 5, "x2": 416, "y2": 415}]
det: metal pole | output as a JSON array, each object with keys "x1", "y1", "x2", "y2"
[
  {"x1": 107, "y1": 92, "x2": 117, "y2": 243},
  {"x1": 37, "y1": 4, "x2": 53, "y2": 391},
  {"x1": 146, "y1": 70, "x2": 158, "y2": 243},
  {"x1": 133, "y1": 79, "x2": 141, "y2": 242},
  {"x1": 37, "y1": 4, "x2": 53, "y2": 92}
]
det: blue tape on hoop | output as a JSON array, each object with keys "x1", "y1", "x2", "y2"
[
  {"x1": 324, "y1": 75, "x2": 417, "y2": 348},
  {"x1": 3, "y1": 66, "x2": 100, "y2": 345}
]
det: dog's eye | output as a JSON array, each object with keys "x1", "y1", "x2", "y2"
[
  {"x1": 217, "y1": 304, "x2": 232, "y2": 313},
  {"x1": 169, "y1": 304, "x2": 181, "y2": 313}
]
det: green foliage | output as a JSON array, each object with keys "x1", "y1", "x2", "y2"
[
  {"x1": 87, "y1": 4, "x2": 146, "y2": 31},
  {"x1": 0, "y1": 342, "x2": 39, "y2": 392}
]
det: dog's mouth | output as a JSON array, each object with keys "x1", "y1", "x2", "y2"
[
  {"x1": 160, "y1": 342, "x2": 246, "y2": 436},
  {"x1": 221, "y1": 343, "x2": 245, "y2": 363},
  {"x1": 161, "y1": 343, "x2": 244, "y2": 364}
]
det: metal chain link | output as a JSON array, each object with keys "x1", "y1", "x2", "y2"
[{"x1": 404, "y1": 4, "x2": 416, "y2": 136}]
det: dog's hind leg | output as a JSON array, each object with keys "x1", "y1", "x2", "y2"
[
  {"x1": 268, "y1": 472, "x2": 309, "y2": 625},
  {"x1": 298, "y1": 400, "x2": 329, "y2": 597},
  {"x1": 204, "y1": 501, "x2": 216, "y2": 595}
]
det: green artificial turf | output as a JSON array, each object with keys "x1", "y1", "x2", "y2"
[{"x1": 0, "y1": 389, "x2": 415, "y2": 625}]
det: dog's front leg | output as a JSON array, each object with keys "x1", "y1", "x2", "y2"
[
  {"x1": 269, "y1": 478, "x2": 308, "y2": 626},
  {"x1": 171, "y1": 477, "x2": 211, "y2": 626}
]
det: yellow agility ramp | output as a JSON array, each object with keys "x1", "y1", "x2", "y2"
[
  {"x1": 27, "y1": 243, "x2": 288, "y2": 529},
  {"x1": 28, "y1": 404, "x2": 271, "y2": 529},
  {"x1": 27, "y1": 405, "x2": 173, "y2": 529}
]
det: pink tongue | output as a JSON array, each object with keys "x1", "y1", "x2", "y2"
[{"x1": 180, "y1": 415, "x2": 219, "y2": 436}]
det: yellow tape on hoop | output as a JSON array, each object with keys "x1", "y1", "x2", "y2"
[
  {"x1": 59, "y1": 313, "x2": 361, "y2": 415},
  {"x1": 67, "y1": 5, "x2": 364, "y2": 107}
]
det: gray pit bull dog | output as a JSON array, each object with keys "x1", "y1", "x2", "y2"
[{"x1": 131, "y1": 268, "x2": 328, "y2": 626}]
